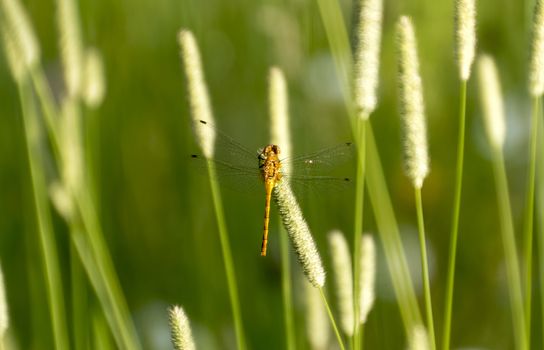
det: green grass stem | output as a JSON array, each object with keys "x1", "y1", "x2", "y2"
[
  {"x1": 27, "y1": 57, "x2": 141, "y2": 349},
  {"x1": 84, "y1": 106, "x2": 101, "y2": 211},
  {"x1": 359, "y1": 321, "x2": 366, "y2": 350},
  {"x1": 71, "y1": 241, "x2": 89, "y2": 350},
  {"x1": 279, "y1": 224, "x2": 296, "y2": 350},
  {"x1": 315, "y1": 0, "x2": 352, "y2": 92},
  {"x1": 206, "y1": 163, "x2": 247, "y2": 350},
  {"x1": 318, "y1": 287, "x2": 346, "y2": 350},
  {"x1": 537, "y1": 104, "x2": 544, "y2": 346},
  {"x1": 491, "y1": 149, "x2": 527, "y2": 350},
  {"x1": 18, "y1": 81, "x2": 70, "y2": 350},
  {"x1": 366, "y1": 127, "x2": 423, "y2": 331},
  {"x1": 442, "y1": 79, "x2": 468, "y2": 350},
  {"x1": 353, "y1": 115, "x2": 368, "y2": 350},
  {"x1": 74, "y1": 188, "x2": 142, "y2": 350},
  {"x1": 415, "y1": 188, "x2": 436, "y2": 350},
  {"x1": 70, "y1": 226, "x2": 121, "y2": 347},
  {"x1": 92, "y1": 307, "x2": 115, "y2": 350},
  {"x1": 522, "y1": 96, "x2": 539, "y2": 347},
  {"x1": 29, "y1": 66, "x2": 62, "y2": 159}
]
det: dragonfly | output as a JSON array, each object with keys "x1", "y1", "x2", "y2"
[{"x1": 191, "y1": 119, "x2": 353, "y2": 256}]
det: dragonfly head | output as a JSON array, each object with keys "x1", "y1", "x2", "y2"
[{"x1": 258, "y1": 144, "x2": 281, "y2": 164}]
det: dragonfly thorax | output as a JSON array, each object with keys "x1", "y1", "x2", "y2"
[{"x1": 259, "y1": 144, "x2": 282, "y2": 184}]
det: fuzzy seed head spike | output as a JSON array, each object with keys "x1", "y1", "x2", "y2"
[
  {"x1": 178, "y1": 29, "x2": 216, "y2": 159},
  {"x1": 168, "y1": 305, "x2": 196, "y2": 350},
  {"x1": 57, "y1": 0, "x2": 84, "y2": 98},
  {"x1": 0, "y1": 262, "x2": 9, "y2": 337},
  {"x1": 274, "y1": 180, "x2": 325, "y2": 287},
  {"x1": 83, "y1": 47, "x2": 106, "y2": 108},
  {"x1": 455, "y1": 0, "x2": 476, "y2": 81},
  {"x1": 477, "y1": 55, "x2": 505, "y2": 150},
  {"x1": 353, "y1": 0, "x2": 383, "y2": 117},
  {"x1": 396, "y1": 16, "x2": 429, "y2": 189},
  {"x1": 328, "y1": 230, "x2": 354, "y2": 335},
  {"x1": 269, "y1": 66, "x2": 292, "y2": 174},
  {"x1": 0, "y1": 0, "x2": 40, "y2": 68},
  {"x1": 359, "y1": 234, "x2": 376, "y2": 324},
  {"x1": 530, "y1": 0, "x2": 544, "y2": 96},
  {"x1": 408, "y1": 324, "x2": 430, "y2": 350}
]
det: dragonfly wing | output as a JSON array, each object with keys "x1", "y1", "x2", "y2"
[
  {"x1": 193, "y1": 120, "x2": 258, "y2": 169},
  {"x1": 280, "y1": 142, "x2": 354, "y2": 197},
  {"x1": 283, "y1": 174, "x2": 353, "y2": 197},
  {"x1": 190, "y1": 154, "x2": 263, "y2": 194},
  {"x1": 191, "y1": 121, "x2": 353, "y2": 196},
  {"x1": 282, "y1": 142, "x2": 354, "y2": 176},
  {"x1": 190, "y1": 120, "x2": 265, "y2": 193}
]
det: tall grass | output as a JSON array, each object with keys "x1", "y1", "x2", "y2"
[
  {"x1": 395, "y1": 16, "x2": 435, "y2": 350},
  {"x1": 316, "y1": 0, "x2": 423, "y2": 339},
  {"x1": 443, "y1": 0, "x2": 475, "y2": 347},
  {"x1": 526, "y1": 0, "x2": 544, "y2": 344},
  {"x1": 18, "y1": 80, "x2": 70, "y2": 350},
  {"x1": 2, "y1": 0, "x2": 141, "y2": 348},
  {"x1": 2, "y1": 0, "x2": 544, "y2": 348},
  {"x1": 352, "y1": 0, "x2": 382, "y2": 344},
  {"x1": 178, "y1": 30, "x2": 246, "y2": 350},
  {"x1": 537, "y1": 104, "x2": 544, "y2": 345},
  {"x1": 477, "y1": 55, "x2": 527, "y2": 350}
]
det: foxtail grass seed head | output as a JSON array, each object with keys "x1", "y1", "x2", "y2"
[
  {"x1": 178, "y1": 29, "x2": 216, "y2": 159},
  {"x1": 57, "y1": 0, "x2": 84, "y2": 98},
  {"x1": 1, "y1": 24, "x2": 25, "y2": 82},
  {"x1": 358, "y1": 234, "x2": 376, "y2": 324},
  {"x1": 0, "y1": 262, "x2": 8, "y2": 337},
  {"x1": 353, "y1": 0, "x2": 383, "y2": 117},
  {"x1": 0, "y1": 0, "x2": 40, "y2": 68},
  {"x1": 408, "y1": 324, "x2": 430, "y2": 350},
  {"x1": 530, "y1": 0, "x2": 544, "y2": 96},
  {"x1": 327, "y1": 230, "x2": 354, "y2": 335},
  {"x1": 305, "y1": 281, "x2": 330, "y2": 350},
  {"x1": 269, "y1": 66, "x2": 292, "y2": 174},
  {"x1": 396, "y1": 16, "x2": 429, "y2": 189},
  {"x1": 49, "y1": 182, "x2": 74, "y2": 221},
  {"x1": 274, "y1": 180, "x2": 325, "y2": 287},
  {"x1": 477, "y1": 55, "x2": 505, "y2": 150},
  {"x1": 83, "y1": 47, "x2": 106, "y2": 108},
  {"x1": 168, "y1": 305, "x2": 196, "y2": 350},
  {"x1": 454, "y1": 0, "x2": 476, "y2": 81}
]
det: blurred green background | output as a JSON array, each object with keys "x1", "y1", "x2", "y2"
[{"x1": 0, "y1": 0, "x2": 542, "y2": 349}]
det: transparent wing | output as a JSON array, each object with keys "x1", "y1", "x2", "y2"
[
  {"x1": 282, "y1": 142, "x2": 354, "y2": 177},
  {"x1": 193, "y1": 119, "x2": 258, "y2": 169},
  {"x1": 285, "y1": 175, "x2": 353, "y2": 197},
  {"x1": 190, "y1": 120, "x2": 354, "y2": 194},
  {"x1": 190, "y1": 120, "x2": 263, "y2": 193},
  {"x1": 189, "y1": 154, "x2": 262, "y2": 194}
]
